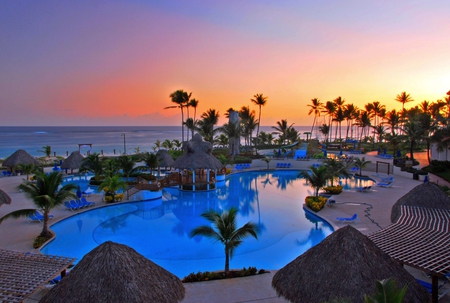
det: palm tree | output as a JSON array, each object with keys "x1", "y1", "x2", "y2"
[
  {"x1": 0, "y1": 172, "x2": 77, "y2": 238},
  {"x1": 354, "y1": 157, "x2": 371, "y2": 176},
  {"x1": 383, "y1": 109, "x2": 401, "y2": 136},
  {"x1": 197, "y1": 109, "x2": 220, "y2": 143},
  {"x1": 401, "y1": 120, "x2": 423, "y2": 160},
  {"x1": 184, "y1": 118, "x2": 197, "y2": 140},
  {"x1": 395, "y1": 91, "x2": 413, "y2": 115},
  {"x1": 153, "y1": 139, "x2": 161, "y2": 152},
  {"x1": 251, "y1": 93, "x2": 268, "y2": 150},
  {"x1": 190, "y1": 207, "x2": 258, "y2": 277},
  {"x1": 80, "y1": 153, "x2": 104, "y2": 181},
  {"x1": 117, "y1": 155, "x2": 136, "y2": 182},
  {"x1": 343, "y1": 104, "x2": 357, "y2": 140},
  {"x1": 102, "y1": 158, "x2": 118, "y2": 178},
  {"x1": 323, "y1": 101, "x2": 336, "y2": 142},
  {"x1": 239, "y1": 106, "x2": 257, "y2": 148},
  {"x1": 162, "y1": 139, "x2": 174, "y2": 150},
  {"x1": 272, "y1": 119, "x2": 294, "y2": 145},
  {"x1": 333, "y1": 107, "x2": 345, "y2": 142},
  {"x1": 324, "y1": 158, "x2": 351, "y2": 186},
  {"x1": 99, "y1": 175, "x2": 128, "y2": 202},
  {"x1": 365, "y1": 278, "x2": 408, "y2": 303},
  {"x1": 300, "y1": 165, "x2": 331, "y2": 197},
  {"x1": 17, "y1": 163, "x2": 38, "y2": 181},
  {"x1": 219, "y1": 122, "x2": 241, "y2": 158},
  {"x1": 371, "y1": 101, "x2": 386, "y2": 128},
  {"x1": 308, "y1": 98, "x2": 323, "y2": 136},
  {"x1": 141, "y1": 152, "x2": 159, "y2": 174},
  {"x1": 318, "y1": 124, "x2": 330, "y2": 143},
  {"x1": 38, "y1": 145, "x2": 52, "y2": 158},
  {"x1": 166, "y1": 89, "x2": 192, "y2": 144}
]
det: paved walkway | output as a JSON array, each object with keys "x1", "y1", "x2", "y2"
[{"x1": 0, "y1": 152, "x2": 448, "y2": 302}]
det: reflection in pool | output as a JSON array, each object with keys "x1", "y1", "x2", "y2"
[{"x1": 43, "y1": 170, "x2": 334, "y2": 277}]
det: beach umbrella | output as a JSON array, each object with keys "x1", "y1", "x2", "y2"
[
  {"x1": 377, "y1": 147, "x2": 381, "y2": 154},
  {"x1": 397, "y1": 150, "x2": 402, "y2": 157},
  {"x1": 0, "y1": 188, "x2": 11, "y2": 206},
  {"x1": 76, "y1": 186, "x2": 82, "y2": 199},
  {"x1": 39, "y1": 241, "x2": 185, "y2": 303},
  {"x1": 339, "y1": 148, "x2": 343, "y2": 156},
  {"x1": 2, "y1": 149, "x2": 38, "y2": 171},
  {"x1": 423, "y1": 175, "x2": 429, "y2": 183},
  {"x1": 323, "y1": 149, "x2": 327, "y2": 158},
  {"x1": 61, "y1": 151, "x2": 84, "y2": 173},
  {"x1": 390, "y1": 182, "x2": 450, "y2": 223},
  {"x1": 272, "y1": 225, "x2": 430, "y2": 303}
]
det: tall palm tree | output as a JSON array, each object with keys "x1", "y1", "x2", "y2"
[
  {"x1": 197, "y1": 109, "x2": 220, "y2": 143},
  {"x1": 308, "y1": 98, "x2": 323, "y2": 136},
  {"x1": 318, "y1": 124, "x2": 330, "y2": 143},
  {"x1": 184, "y1": 118, "x2": 197, "y2": 139},
  {"x1": 371, "y1": 101, "x2": 386, "y2": 128},
  {"x1": 333, "y1": 108, "x2": 345, "y2": 142},
  {"x1": 343, "y1": 103, "x2": 357, "y2": 140},
  {"x1": 102, "y1": 158, "x2": 118, "y2": 178},
  {"x1": 323, "y1": 158, "x2": 351, "y2": 186},
  {"x1": 80, "y1": 153, "x2": 104, "y2": 181},
  {"x1": 162, "y1": 139, "x2": 174, "y2": 150},
  {"x1": 251, "y1": 93, "x2": 268, "y2": 150},
  {"x1": 219, "y1": 122, "x2": 241, "y2": 158},
  {"x1": 401, "y1": 119, "x2": 423, "y2": 160},
  {"x1": 166, "y1": 89, "x2": 192, "y2": 144},
  {"x1": 323, "y1": 101, "x2": 336, "y2": 142},
  {"x1": 383, "y1": 109, "x2": 401, "y2": 136},
  {"x1": 300, "y1": 165, "x2": 331, "y2": 197},
  {"x1": 239, "y1": 106, "x2": 258, "y2": 148},
  {"x1": 17, "y1": 163, "x2": 38, "y2": 181},
  {"x1": 0, "y1": 172, "x2": 77, "y2": 238},
  {"x1": 272, "y1": 119, "x2": 294, "y2": 145},
  {"x1": 395, "y1": 91, "x2": 413, "y2": 115},
  {"x1": 190, "y1": 207, "x2": 258, "y2": 277},
  {"x1": 153, "y1": 139, "x2": 161, "y2": 152},
  {"x1": 141, "y1": 152, "x2": 159, "y2": 174}
]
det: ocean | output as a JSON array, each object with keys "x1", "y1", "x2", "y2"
[{"x1": 0, "y1": 125, "x2": 321, "y2": 159}]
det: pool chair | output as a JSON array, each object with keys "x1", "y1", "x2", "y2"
[
  {"x1": 28, "y1": 211, "x2": 53, "y2": 222},
  {"x1": 326, "y1": 198, "x2": 336, "y2": 207},
  {"x1": 64, "y1": 201, "x2": 81, "y2": 211},
  {"x1": 80, "y1": 197, "x2": 95, "y2": 207},
  {"x1": 377, "y1": 181, "x2": 393, "y2": 188},
  {"x1": 336, "y1": 213, "x2": 358, "y2": 223},
  {"x1": 415, "y1": 278, "x2": 450, "y2": 300},
  {"x1": 356, "y1": 186, "x2": 372, "y2": 192},
  {"x1": 380, "y1": 176, "x2": 394, "y2": 183}
]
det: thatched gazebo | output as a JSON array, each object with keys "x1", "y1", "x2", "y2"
[
  {"x1": 61, "y1": 151, "x2": 84, "y2": 174},
  {"x1": 172, "y1": 134, "x2": 223, "y2": 191},
  {"x1": 2, "y1": 149, "x2": 39, "y2": 171},
  {"x1": 272, "y1": 226, "x2": 430, "y2": 303},
  {"x1": 391, "y1": 182, "x2": 450, "y2": 223},
  {"x1": 39, "y1": 241, "x2": 185, "y2": 303},
  {"x1": 157, "y1": 149, "x2": 175, "y2": 168}
]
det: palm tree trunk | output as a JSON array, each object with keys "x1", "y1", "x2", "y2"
[
  {"x1": 41, "y1": 213, "x2": 50, "y2": 237},
  {"x1": 225, "y1": 248, "x2": 230, "y2": 277}
]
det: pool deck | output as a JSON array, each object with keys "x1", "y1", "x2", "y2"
[{"x1": 0, "y1": 151, "x2": 449, "y2": 302}]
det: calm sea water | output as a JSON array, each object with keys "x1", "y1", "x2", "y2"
[{"x1": 0, "y1": 125, "x2": 322, "y2": 159}]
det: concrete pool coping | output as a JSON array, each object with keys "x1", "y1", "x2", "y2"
[{"x1": 1, "y1": 152, "x2": 449, "y2": 302}]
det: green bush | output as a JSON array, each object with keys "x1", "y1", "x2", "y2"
[
  {"x1": 305, "y1": 196, "x2": 328, "y2": 212},
  {"x1": 33, "y1": 236, "x2": 50, "y2": 249},
  {"x1": 233, "y1": 156, "x2": 252, "y2": 164},
  {"x1": 182, "y1": 267, "x2": 265, "y2": 282}
]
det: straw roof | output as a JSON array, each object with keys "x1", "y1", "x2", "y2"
[
  {"x1": 0, "y1": 188, "x2": 11, "y2": 206},
  {"x1": 0, "y1": 249, "x2": 75, "y2": 303},
  {"x1": 172, "y1": 134, "x2": 223, "y2": 170},
  {"x1": 272, "y1": 226, "x2": 430, "y2": 303},
  {"x1": 40, "y1": 241, "x2": 185, "y2": 303},
  {"x1": 157, "y1": 149, "x2": 175, "y2": 167},
  {"x1": 391, "y1": 182, "x2": 450, "y2": 223},
  {"x1": 61, "y1": 151, "x2": 84, "y2": 170},
  {"x1": 2, "y1": 149, "x2": 38, "y2": 168}
]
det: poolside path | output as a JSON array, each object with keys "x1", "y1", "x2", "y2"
[{"x1": 0, "y1": 152, "x2": 448, "y2": 302}]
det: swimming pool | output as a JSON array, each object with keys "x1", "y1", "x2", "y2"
[{"x1": 43, "y1": 170, "x2": 334, "y2": 278}]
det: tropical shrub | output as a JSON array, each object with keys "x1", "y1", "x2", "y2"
[
  {"x1": 323, "y1": 185, "x2": 343, "y2": 195},
  {"x1": 33, "y1": 236, "x2": 49, "y2": 248},
  {"x1": 305, "y1": 196, "x2": 328, "y2": 212},
  {"x1": 182, "y1": 267, "x2": 264, "y2": 282}
]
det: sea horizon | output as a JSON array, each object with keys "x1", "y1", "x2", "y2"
[{"x1": 0, "y1": 125, "x2": 323, "y2": 159}]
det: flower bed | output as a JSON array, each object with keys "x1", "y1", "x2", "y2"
[{"x1": 305, "y1": 196, "x2": 328, "y2": 212}]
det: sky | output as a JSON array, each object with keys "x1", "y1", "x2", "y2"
[{"x1": 1, "y1": 0, "x2": 449, "y2": 126}]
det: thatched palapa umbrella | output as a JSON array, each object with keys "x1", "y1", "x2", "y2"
[
  {"x1": 2, "y1": 149, "x2": 38, "y2": 171},
  {"x1": 156, "y1": 149, "x2": 175, "y2": 168},
  {"x1": 39, "y1": 241, "x2": 185, "y2": 303},
  {"x1": 0, "y1": 188, "x2": 11, "y2": 206},
  {"x1": 391, "y1": 182, "x2": 450, "y2": 223},
  {"x1": 61, "y1": 151, "x2": 84, "y2": 174},
  {"x1": 272, "y1": 226, "x2": 430, "y2": 303}
]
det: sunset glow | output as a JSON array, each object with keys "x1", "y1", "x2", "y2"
[{"x1": 1, "y1": 1, "x2": 449, "y2": 126}]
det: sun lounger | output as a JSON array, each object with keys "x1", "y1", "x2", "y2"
[
  {"x1": 356, "y1": 186, "x2": 372, "y2": 192},
  {"x1": 336, "y1": 213, "x2": 358, "y2": 223},
  {"x1": 416, "y1": 278, "x2": 450, "y2": 300},
  {"x1": 28, "y1": 211, "x2": 53, "y2": 222},
  {"x1": 377, "y1": 181, "x2": 393, "y2": 188},
  {"x1": 64, "y1": 201, "x2": 81, "y2": 211},
  {"x1": 80, "y1": 197, "x2": 95, "y2": 207}
]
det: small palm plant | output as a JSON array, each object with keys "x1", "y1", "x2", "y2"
[
  {"x1": 324, "y1": 158, "x2": 351, "y2": 186},
  {"x1": 99, "y1": 175, "x2": 128, "y2": 202},
  {"x1": 190, "y1": 207, "x2": 258, "y2": 277},
  {"x1": 261, "y1": 157, "x2": 271, "y2": 170},
  {"x1": 354, "y1": 157, "x2": 371, "y2": 177},
  {"x1": 365, "y1": 278, "x2": 408, "y2": 303},
  {"x1": 80, "y1": 153, "x2": 104, "y2": 182},
  {"x1": 117, "y1": 155, "x2": 137, "y2": 182},
  {"x1": 141, "y1": 152, "x2": 159, "y2": 175},
  {"x1": 17, "y1": 163, "x2": 39, "y2": 181},
  {"x1": 300, "y1": 165, "x2": 331, "y2": 197},
  {"x1": 0, "y1": 172, "x2": 77, "y2": 238},
  {"x1": 38, "y1": 145, "x2": 52, "y2": 158}
]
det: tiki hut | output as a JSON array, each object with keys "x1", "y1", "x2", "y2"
[
  {"x1": 2, "y1": 149, "x2": 38, "y2": 171},
  {"x1": 272, "y1": 226, "x2": 430, "y2": 303},
  {"x1": 61, "y1": 151, "x2": 84, "y2": 173},
  {"x1": 40, "y1": 241, "x2": 185, "y2": 303},
  {"x1": 156, "y1": 149, "x2": 174, "y2": 168},
  {"x1": 172, "y1": 134, "x2": 223, "y2": 191},
  {"x1": 0, "y1": 188, "x2": 11, "y2": 206},
  {"x1": 391, "y1": 182, "x2": 450, "y2": 223},
  {"x1": 173, "y1": 134, "x2": 222, "y2": 170}
]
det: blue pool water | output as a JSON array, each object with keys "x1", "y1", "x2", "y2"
[{"x1": 43, "y1": 170, "x2": 339, "y2": 278}]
